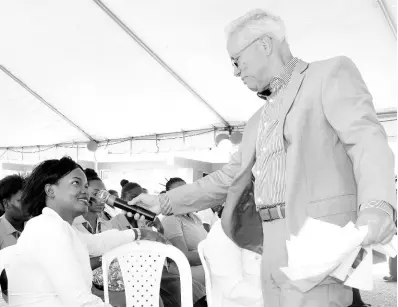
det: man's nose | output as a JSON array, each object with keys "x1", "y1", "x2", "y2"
[{"x1": 233, "y1": 65, "x2": 241, "y2": 77}]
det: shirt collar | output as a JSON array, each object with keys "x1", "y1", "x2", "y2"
[
  {"x1": 42, "y1": 207, "x2": 65, "y2": 222},
  {"x1": 0, "y1": 214, "x2": 18, "y2": 235},
  {"x1": 257, "y1": 57, "x2": 299, "y2": 98}
]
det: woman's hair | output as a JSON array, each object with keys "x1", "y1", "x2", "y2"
[
  {"x1": 121, "y1": 182, "x2": 142, "y2": 200},
  {"x1": 0, "y1": 174, "x2": 26, "y2": 206},
  {"x1": 120, "y1": 179, "x2": 129, "y2": 188},
  {"x1": 84, "y1": 168, "x2": 101, "y2": 184},
  {"x1": 165, "y1": 177, "x2": 186, "y2": 192},
  {"x1": 21, "y1": 157, "x2": 83, "y2": 217}
]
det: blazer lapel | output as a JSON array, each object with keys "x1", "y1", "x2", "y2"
[{"x1": 277, "y1": 60, "x2": 309, "y2": 140}]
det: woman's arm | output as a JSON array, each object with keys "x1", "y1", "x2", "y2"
[
  {"x1": 77, "y1": 227, "x2": 167, "y2": 257},
  {"x1": 169, "y1": 236, "x2": 202, "y2": 266}
]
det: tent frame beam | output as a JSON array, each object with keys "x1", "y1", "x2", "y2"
[
  {"x1": 377, "y1": 0, "x2": 397, "y2": 39},
  {"x1": 0, "y1": 65, "x2": 96, "y2": 142},
  {"x1": 93, "y1": 0, "x2": 230, "y2": 128}
]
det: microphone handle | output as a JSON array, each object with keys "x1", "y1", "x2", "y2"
[{"x1": 113, "y1": 202, "x2": 156, "y2": 222}]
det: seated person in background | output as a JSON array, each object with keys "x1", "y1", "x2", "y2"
[
  {"x1": 0, "y1": 174, "x2": 30, "y2": 303},
  {"x1": 161, "y1": 178, "x2": 208, "y2": 286},
  {"x1": 108, "y1": 189, "x2": 119, "y2": 198},
  {"x1": 203, "y1": 219, "x2": 263, "y2": 307},
  {"x1": 7, "y1": 157, "x2": 165, "y2": 307},
  {"x1": 196, "y1": 204, "x2": 224, "y2": 232},
  {"x1": 0, "y1": 175, "x2": 30, "y2": 250},
  {"x1": 116, "y1": 181, "x2": 163, "y2": 233},
  {"x1": 119, "y1": 181, "x2": 207, "y2": 307}
]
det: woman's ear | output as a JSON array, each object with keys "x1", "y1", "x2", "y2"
[
  {"x1": 2, "y1": 199, "x2": 9, "y2": 210},
  {"x1": 44, "y1": 184, "x2": 55, "y2": 199}
]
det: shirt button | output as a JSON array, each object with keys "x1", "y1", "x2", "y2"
[{"x1": 256, "y1": 170, "x2": 260, "y2": 175}]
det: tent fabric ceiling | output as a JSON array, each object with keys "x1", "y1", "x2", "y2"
[{"x1": 0, "y1": 0, "x2": 396, "y2": 148}]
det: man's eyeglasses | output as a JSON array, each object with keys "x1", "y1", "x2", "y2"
[{"x1": 231, "y1": 36, "x2": 265, "y2": 70}]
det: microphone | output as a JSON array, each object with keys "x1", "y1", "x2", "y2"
[{"x1": 96, "y1": 190, "x2": 156, "y2": 221}]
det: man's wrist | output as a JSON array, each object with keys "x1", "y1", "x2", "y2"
[
  {"x1": 158, "y1": 194, "x2": 173, "y2": 215},
  {"x1": 359, "y1": 200, "x2": 395, "y2": 220}
]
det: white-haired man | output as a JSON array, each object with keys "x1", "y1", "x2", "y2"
[{"x1": 130, "y1": 9, "x2": 396, "y2": 307}]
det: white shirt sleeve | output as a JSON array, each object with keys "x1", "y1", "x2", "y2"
[
  {"x1": 76, "y1": 228, "x2": 136, "y2": 257},
  {"x1": 33, "y1": 219, "x2": 109, "y2": 306}
]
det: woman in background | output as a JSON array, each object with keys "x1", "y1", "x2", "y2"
[{"x1": 161, "y1": 177, "x2": 208, "y2": 286}]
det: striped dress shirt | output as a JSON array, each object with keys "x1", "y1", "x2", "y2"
[{"x1": 252, "y1": 57, "x2": 298, "y2": 209}]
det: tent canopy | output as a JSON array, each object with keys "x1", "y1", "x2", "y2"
[{"x1": 0, "y1": 0, "x2": 396, "y2": 149}]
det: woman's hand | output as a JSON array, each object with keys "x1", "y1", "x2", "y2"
[
  {"x1": 137, "y1": 217, "x2": 164, "y2": 235},
  {"x1": 140, "y1": 229, "x2": 167, "y2": 244}
]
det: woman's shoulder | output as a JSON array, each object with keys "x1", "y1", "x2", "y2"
[
  {"x1": 24, "y1": 210, "x2": 70, "y2": 238},
  {"x1": 162, "y1": 215, "x2": 180, "y2": 223}
]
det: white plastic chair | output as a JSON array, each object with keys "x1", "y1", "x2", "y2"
[
  {"x1": 102, "y1": 240, "x2": 193, "y2": 307},
  {"x1": 198, "y1": 240, "x2": 212, "y2": 307}
]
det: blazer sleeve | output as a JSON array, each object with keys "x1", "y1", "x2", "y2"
[
  {"x1": 321, "y1": 56, "x2": 396, "y2": 209},
  {"x1": 166, "y1": 148, "x2": 242, "y2": 215}
]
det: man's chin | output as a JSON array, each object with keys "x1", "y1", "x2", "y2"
[{"x1": 246, "y1": 85, "x2": 258, "y2": 92}]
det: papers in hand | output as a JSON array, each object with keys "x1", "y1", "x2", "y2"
[{"x1": 280, "y1": 218, "x2": 397, "y2": 292}]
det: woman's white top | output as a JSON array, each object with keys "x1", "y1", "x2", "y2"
[
  {"x1": 7, "y1": 207, "x2": 135, "y2": 307},
  {"x1": 203, "y1": 220, "x2": 264, "y2": 307}
]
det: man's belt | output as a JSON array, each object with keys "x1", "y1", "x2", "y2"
[{"x1": 258, "y1": 204, "x2": 286, "y2": 222}]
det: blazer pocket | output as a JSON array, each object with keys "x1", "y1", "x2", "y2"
[{"x1": 306, "y1": 194, "x2": 357, "y2": 218}]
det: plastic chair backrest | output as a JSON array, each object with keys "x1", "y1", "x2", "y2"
[
  {"x1": 0, "y1": 246, "x2": 16, "y2": 274},
  {"x1": 102, "y1": 241, "x2": 193, "y2": 307},
  {"x1": 198, "y1": 240, "x2": 212, "y2": 307}
]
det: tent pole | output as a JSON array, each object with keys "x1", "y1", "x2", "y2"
[
  {"x1": 93, "y1": 0, "x2": 230, "y2": 128},
  {"x1": 377, "y1": 0, "x2": 397, "y2": 39},
  {"x1": 0, "y1": 65, "x2": 96, "y2": 142}
]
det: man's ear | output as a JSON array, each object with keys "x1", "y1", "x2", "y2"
[
  {"x1": 260, "y1": 36, "x2": 273, "y2": 56},
  {"x1": 44, "y1": 184, "x2": 55, "y2": 199}
]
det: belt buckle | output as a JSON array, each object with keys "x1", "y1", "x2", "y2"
[
  {"x1": 275, "y1": 204, "x2": 284, "y2": 219},
  {"x1": 260, "y1": 204, "x2": 284, "y2": 222}
]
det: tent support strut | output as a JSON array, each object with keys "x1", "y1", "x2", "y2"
[
  {"x1": 377, "y1": 0, "x2": 397, "y2": 39},
  {"x1": 0, "y1": 65, "x2": 95, "y2": 142}
]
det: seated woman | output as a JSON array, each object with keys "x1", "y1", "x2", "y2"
[
  {"x1": 6, "y1": 157, "x2": 165, "y2": 307},
  {"x1": 161, "y1": 178, "x2": 208, "y2": 286},
  {"x1": 203, "y1": 220, "x2": 263, "y2": 307}
]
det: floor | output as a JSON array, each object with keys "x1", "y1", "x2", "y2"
[{"x1": 360, "y1": 262, "x2": 397, "y2": 307}]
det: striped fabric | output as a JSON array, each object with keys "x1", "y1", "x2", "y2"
[{"x1": 253, "y1": 57, "x2": 298, "y2": 210}]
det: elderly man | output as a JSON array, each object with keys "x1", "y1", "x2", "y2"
[{"x1": 130, "y1": 9, "x2": 396, "y2": 307}]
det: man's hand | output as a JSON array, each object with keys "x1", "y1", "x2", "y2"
[
  {"x1": 356, "y1": 208, "x2": 396, "y2": 246},
  {"x1": 128, "y1": 194, "x2": 162, "y2": 222}
]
